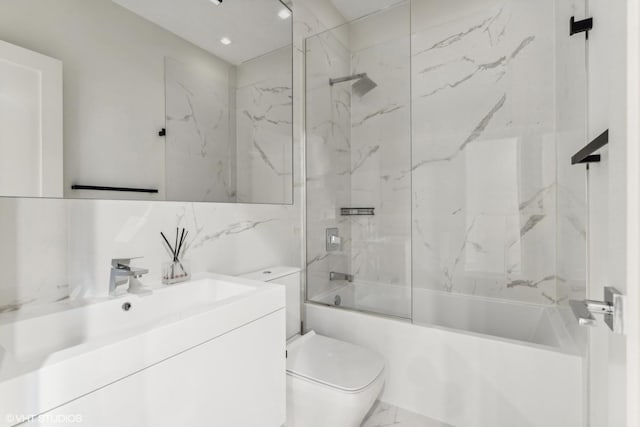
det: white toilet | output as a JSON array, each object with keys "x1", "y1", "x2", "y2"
[{"x1": 240, "y1": 266, "x2": 385, "y2": 427}]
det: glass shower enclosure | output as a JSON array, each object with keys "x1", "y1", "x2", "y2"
[
  {"x1": 305, "y1": 0, "x2": 587, "y2": 348},
  {"x1": 304, "y1": 0, "x2": 600, "y2": 425},
  {"x1": 305, "y1": 2, "x2": 412, "y2": 319}
]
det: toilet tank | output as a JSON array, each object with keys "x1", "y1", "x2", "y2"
[{"x1": 240, "y1": 266, "x2": 301, "y2": 340}]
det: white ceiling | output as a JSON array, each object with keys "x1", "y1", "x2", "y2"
[
  {"x1": 329, "y1": 0, "x2": 405, "y2": 22},
  {"x1": 112, "y1": 0, "x2": 291, "y2": 65}
]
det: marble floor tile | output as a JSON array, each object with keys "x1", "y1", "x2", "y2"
[{"x1": 361, "y1": 400, "x2": 454, "y2": 427}]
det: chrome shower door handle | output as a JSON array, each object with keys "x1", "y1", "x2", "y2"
[{"x1": 569, "y1": 287, "x2": 625, "y2": 334}]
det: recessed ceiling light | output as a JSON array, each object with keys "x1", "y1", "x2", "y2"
[
  {"x1": 210, "y1": 0, "x2": 222, "y2": 4},
  {"x1": 278, "y1": 8, "x2": 291, "y2": 19},
  {"x1": 220, "y1": 37, "x2": 232, "y2": 45}
]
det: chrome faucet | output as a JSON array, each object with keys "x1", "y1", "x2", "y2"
[{"x1": 109, "y1": 257, "x2": 149, "y2": 295}]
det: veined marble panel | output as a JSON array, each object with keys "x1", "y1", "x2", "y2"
[
  {"x1": 411, "y1": 0, "x2": 558, "y2": 304},
  {"x1": 305, "y1": 25, "x2": 353, "y2": 300},
  {"x1": 66, "y1": 199, "x2": 299, "y2": 298},
  {"x1": 349, "y1": 9, "x2": 411, "y2": 289},
  {"x1": 164, "y1": 57, "x2": 236, "y2": 203},
  {"x1": 306, "y1": 2, "x2": 412, "y2": 307},
  {"x1": 236, "y1": 47, "x2": 293, "y2": 204},
  {"x1": 0, "y1": 198, "x2": 68, "y2": 313}
]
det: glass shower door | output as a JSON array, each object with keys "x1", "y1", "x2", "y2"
[{"x1": 305, "y1": 1, "x2": 412, "y2": 319}]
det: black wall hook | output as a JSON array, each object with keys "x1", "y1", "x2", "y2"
[{"x1": 570, "y1": 16, "x2": 593, "y2": 39}]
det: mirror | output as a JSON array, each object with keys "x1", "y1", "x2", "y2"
[{"x1": 0, "y1": 0, "x2": 293, "y2": 204}]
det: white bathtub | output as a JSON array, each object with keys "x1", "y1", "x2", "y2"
[
  {"x1": 313, "y1": 282, "x2": 577, "y2": 352},
  {"x1": 306, "y1": 283, "x2": 584, "y2": 427}
]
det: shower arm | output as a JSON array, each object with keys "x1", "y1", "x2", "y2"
[{"x1": 329, "y1": 73, "x2": 367, "y2": 86}]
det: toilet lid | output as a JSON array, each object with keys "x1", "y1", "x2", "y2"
[{"x1": 286, "y1": 331, "x2": 384, "y2": 392}]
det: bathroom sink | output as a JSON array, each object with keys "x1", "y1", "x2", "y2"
[
  {"x1": 0, "y1": 276, "x2": 256, "y2": 366},
  {"x1": 0, "y1": 273, "x2": 285, "y2": 426}
]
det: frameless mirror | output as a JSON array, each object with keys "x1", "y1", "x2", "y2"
[{"x1": 0, "y1": 0, "x2": 293, "y2": 204}]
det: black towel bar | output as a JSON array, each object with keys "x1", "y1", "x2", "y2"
[
  {"x1": 71, "y1": 185, "x2": 159, "y2": 194},
  {"x1": 571, "y1": 130, "x2": 609, "y2": 165}
]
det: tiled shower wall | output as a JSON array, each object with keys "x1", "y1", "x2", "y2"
[
  {"x1": 305, "y1": 3, "x2": 412, "y2": 307},
  {"x1": 305, "y1": 23, "x2": 353, "y2": 299},
  {"x1": 411, "y1": 0, "x2": 558, "y2": 305},
  {"x1": 348, "y1": 5, "x2": 412, "y2": 289},
  {"x1": 306, "y1": 0, "x2": 587, "y2": 309},
  {"x1": 412, "y1": 0, "x2": 587, "y2": 307}
]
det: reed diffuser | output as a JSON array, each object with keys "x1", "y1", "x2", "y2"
[{"x1": 160, "y1": 227, "x2": 190, "y2": 285}]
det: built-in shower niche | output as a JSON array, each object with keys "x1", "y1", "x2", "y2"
[{"x1": 305, "y1": 2, "x2": 412, "y2": 318}]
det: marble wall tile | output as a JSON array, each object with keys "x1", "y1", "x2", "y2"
[
  {"x1": 165, "y1": 57, "x2": 236, "y2": 203},
  {"x1": 411, "y1": 0, "x2": 559, "y2": 305},
  {"x1": 305, "y1": 2, "x2": 412, "y2": 306},
  {"x1": 349, "y1": 5, "x2": 411, "y2": 288},
  {"x1": 305, "y1": 24, "x2": 352, "y2": 300},
  {"x1": 66, "y1": 199, "x2": 299, "y2": 298},
  {"x1": 0, "y1": 198, "x2": 69, "y2": 313},
  {"x1": 236, "y1": 47, "x2": 294, "y2": 204}
]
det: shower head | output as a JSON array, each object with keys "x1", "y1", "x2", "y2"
[
  {"x1": 351, "y1": 75, "x2": 377, "y2": 97},
  {"x1": 329, "y1": 73, "x2": 377, "y2": 97}
]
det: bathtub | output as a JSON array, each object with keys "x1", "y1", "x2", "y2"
[
  {"x1": 313, "y1": 282, "x2": 577, "y2": 352},
  {"x1": 306, "y1": 283, "x2": 584, "y2": 427}
]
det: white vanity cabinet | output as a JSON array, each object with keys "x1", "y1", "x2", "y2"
[
  {"x1": 25, "y1": 310, "x2": 285, "y2": 427},
  {"x1": 0, "y1": 274, "x2": 286, "y2": 427}
]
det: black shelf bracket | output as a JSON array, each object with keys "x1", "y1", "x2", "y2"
[
  {"x1": 571, "y1": 130, "x2": 609, "y2": 165},
  {"x1": 570, "y1": 16, "x2": 593, "y2": 38},
  {"x1": 71, "y1": 185, "x2": 159, "y2": 194},
  {"x1": 340, "y1": 207, "x2": 375, "y2": 216}
]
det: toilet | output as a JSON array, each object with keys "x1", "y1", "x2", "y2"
[{"x1": 240, "y1": 266, "x2": 385, "y2": 427}]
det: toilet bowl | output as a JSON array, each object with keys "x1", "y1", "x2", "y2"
[
  {"x1": 240, "y1": 267, "x2": 385, "y2": 427},
  {"x1": 286, "y1": 331, "x2": 385, "y2": 427}
]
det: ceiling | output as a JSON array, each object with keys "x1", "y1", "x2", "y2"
[
  {"x1": 112, "y1": 0, "x2": 291, "y2": 65},
  {"x1": 329, "y1": 0, "x2": 405, "y2": 22}
]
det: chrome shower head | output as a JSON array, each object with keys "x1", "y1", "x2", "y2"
[
  {"x1": 351, "y1": 74, "x2": 377, "y2": 97},
  {"x1": 329, "y1": 73, "x2": 377, "y2": 97}
]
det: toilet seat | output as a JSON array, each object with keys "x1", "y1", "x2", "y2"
[{"x1": 286, "y1": 331, "x2": 385, "y2": 393}]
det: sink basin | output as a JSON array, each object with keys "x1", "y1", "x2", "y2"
[
  {"x1": 0, "y1": 276, "x2": 255, "y2": 367},
  {"x1": 0, "y1": 272, "x2": 285, "y2": 426}
]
